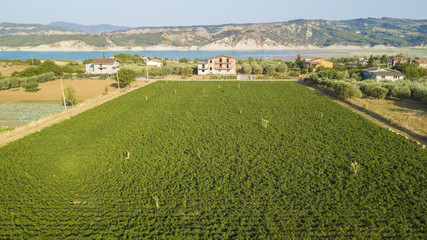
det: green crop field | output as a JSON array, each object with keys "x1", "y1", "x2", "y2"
[{"x1": 0, "y1": 81, "x2": 425, "y2": 239}]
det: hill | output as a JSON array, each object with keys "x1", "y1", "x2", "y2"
[
  {"x1": 0, "y1": 18, "x2": 426, "y2": 50},
  {"x1": 49, "y1": 21, "x2": 131, "y2": 33},
  {"x1": 0, "y1": 22, "x2": 81, "y2": 35}
]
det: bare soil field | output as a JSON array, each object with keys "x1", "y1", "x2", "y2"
[
  {"x1": 0, "y1": 65, "x2": 31, "y2": 77},
  {"x1": 0, "y1": 79, "x2": 118, "y2": 104}
]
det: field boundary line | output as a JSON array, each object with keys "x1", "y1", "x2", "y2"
[
  {"x1": 300, "y1": 81, "x2": 427, "y2": 146},
  {"x1": 0, "y1": 80, "x2": 156, "y2": 148}
]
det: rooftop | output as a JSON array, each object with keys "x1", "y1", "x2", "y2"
[
  {"x1": 363, "y1": 67, "x2": 405, "y2": 77},
  {"x1": 414, "y1": 58, "x2": 427, "y2": 64},
  {"x1": 209, "y1": 54, "x2": 236, "y2": 60},
  {"x1": 91, "y1": 58, "x2": 117, "y2": 64}
]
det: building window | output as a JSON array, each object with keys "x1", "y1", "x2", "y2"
[
  {"x1": 227, "y1": 64, "x2": 229, "y2": 68},
  {"x1": 227, "y1": 58, "x2": 229, "y2": 63},
  {"x1": 210, "y1": 60, "x2": 212, "y2": 63},
  {"x1": 202, "y1": 70, "x2": 205, "y2": 72},
  {"x1": 220, "y1": 64, "x2": 222, "y2": 68},
  {"x1": 202, "y1": 64, "x2": 205, "y2": 68},
  {"x1": 219, "y1": 58, "x2": 222, "y2": 63},
  {"x1": 210, "y1": 67, "x2": 212, "y2": 70}
]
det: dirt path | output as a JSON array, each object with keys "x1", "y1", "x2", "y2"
[
  {"x1": 0, "y1": 80, "x2": 155, "y2": 148},
  {"x1": 300, "y1": 81, "x2": 427, "y2": 147}
]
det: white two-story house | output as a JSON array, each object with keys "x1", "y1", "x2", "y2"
[{"x1": 85, "y1": 58, "x2": 120, "y2": 75}]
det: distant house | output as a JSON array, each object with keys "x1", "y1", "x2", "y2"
[
  {"x1": 147, "y1": 59, "x2": 163, "y2": 67},
  {"x1": 303, "y1": 58, "x2": 333, "y2": 71},
  {"x1": 362, "y1": 67, "x2": 405, "y2": 81},
  {"x1": 198, "y1": 55, "x2": 236, "y2": 75},
  {"x1": 85, "y1": 58, "x2": 120, "y2": 75},
  {"x1": 390, "y1": 57, "x2": 409, "y2": 66},
  {"x1": 358, "y1": 58, "x2": 369, "y2": 65},
  {"x1": 412, "y1": 58, "x2": 427, "y2": 68}
]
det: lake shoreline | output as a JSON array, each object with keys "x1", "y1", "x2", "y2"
[{"x1": 0, "y1": 47, "x2": 426, "y2": 61}]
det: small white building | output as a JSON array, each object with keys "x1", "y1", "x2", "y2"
[
  {"x1": 198, "y1": 55, "x2": 236, "y2": 75},
  {"x1": 85, "y1": 58, "x2": 120, "y2": 75},
  {"x1": 147, "y1": 59, "x2": 163, "y2": 67},
  {"x1": 362, "y1": 67, "x2": 405, "y2": 81}
]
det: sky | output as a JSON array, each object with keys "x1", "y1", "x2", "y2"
[{"x1": 1, "y1": 0, "x2": 426, "y2": 27}]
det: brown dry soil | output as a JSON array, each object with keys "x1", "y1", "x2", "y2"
[
  {"x1": 0, "y1": 79, "x2": 118, "y2": 104},
  {"x1": 0, "y1": 65, "x2": 31, "y2": 77},
  {"x1": 348, "y1": 97, "x2": 427, "y2": 137}
]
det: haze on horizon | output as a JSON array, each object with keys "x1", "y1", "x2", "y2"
[{"x1": 1, "y1": 0, "x2": 426, "y2": 28}]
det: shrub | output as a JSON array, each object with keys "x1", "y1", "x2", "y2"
[
  {"x1": 334, "y1": 82, "x2": 362, "y2": 99},
  {"x1": 413, "y1": 88, "x2": 427, "y2": 102},
  {"x1": 22, "y1": 81, "x2": 39, "y2": 92},
  {"x1": 360, "y1": 83, "x2": 388, "y2": 99},
  {"x1": 288, "y1": 71, "x2": 300, "y2": 77},
  {"x1": 8, "y1": 78, "x2": 19, "y2": 88},
  {"x1": 64, "y1": 86, "x2": 77, "y2": 105},
  {"x1": 391, "y1": 86, "x2": 411, "y2": 99},
  {"x1": 118, "y1": 69, "x2": 137, "y2": 87},
  {"x1": 241, "y1": 63, "x2": 252, "y2": 74},
  {"x1": 0, "y1": 80, "x2": 7, "y2": 90},
  {"x1": 369, "y1": 86, "x2": 389, "y2": 99},
  {"x1": 252, "y1": 64, "x2": 263, "y2": 74}
]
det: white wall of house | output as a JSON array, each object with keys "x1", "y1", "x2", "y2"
[
  {"x1": 198, "y1": 62, "x2": 209, "y2": 75},
  {"x1": 85, "y1": 59, "x2": 119, "y2": 75},
  {"x1": 363, "y1": 71, "x2": 403, "y2": 81},
  {"x1": 147, "y1": 60, "x2": 162, "y2": 67},
  {"x1": 372, "y1": 74, "x2": 403, "y2": 81}
]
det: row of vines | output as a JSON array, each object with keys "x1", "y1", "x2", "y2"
[{"x1": 0, "y1": 81, "x2": 425, "y2": 238}]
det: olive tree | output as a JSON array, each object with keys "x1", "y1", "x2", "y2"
[
  {"x1": 64, "y1": 85, "x2": 77, "y2": 105},
  {"x1": 118, "y1": 69, "x2": 137, "y2": 87}
]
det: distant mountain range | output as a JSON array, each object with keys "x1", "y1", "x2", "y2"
[
  {"x1": 49, "y1": 22, "x2": 131, "y2": 33},
  {"x1": 0, "y1": 18, "x2": 426, "y2": 51}
]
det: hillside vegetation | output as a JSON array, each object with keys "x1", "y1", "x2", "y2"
[
  {"x1": 0, "y1": 18, "x2": 426, "y2": 49},
  {"x1": 0, "y1": 82, "x2": 425, "y2": 238}
]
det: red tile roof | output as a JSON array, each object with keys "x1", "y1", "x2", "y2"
[{"x1": 92, "y1": 58, "x2": 117, "y2": 64}]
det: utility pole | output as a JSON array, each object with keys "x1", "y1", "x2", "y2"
[
  {"x1": 116, "y1": 72, "x2": 120, "y2": 89},
  {"x1": 60, "y1": 78, "x2": 67, "y2": 110},
  {"x1": 146, "y1": 59, "x2": 149, "y2": 80}
]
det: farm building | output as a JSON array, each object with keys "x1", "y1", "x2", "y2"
[
  {"x1": 303, "y1": 58, "x2": 333, "y2": 71},
  {"x1": 147, "y1": 59, "x2": 163, "y2": 67},
  {"x1": 198, "y1": 55, "x2": 236, "y2": 75},
  {"x1": 85, "y1": 58, "x2": 120, "y2": 75},
  {"x1": 412, "y1": 58, "x2": 427, "y2": 68},
  {"x1": 362, "y1": 67, "x2": 405, "y2": 81},
  {"x1": 390, "y1": 57, "x2": 410, "y2": 66}
]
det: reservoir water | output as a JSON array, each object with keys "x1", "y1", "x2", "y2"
[{"x1": 0, "y1": 48, "x2": 426, "y2": 61}]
